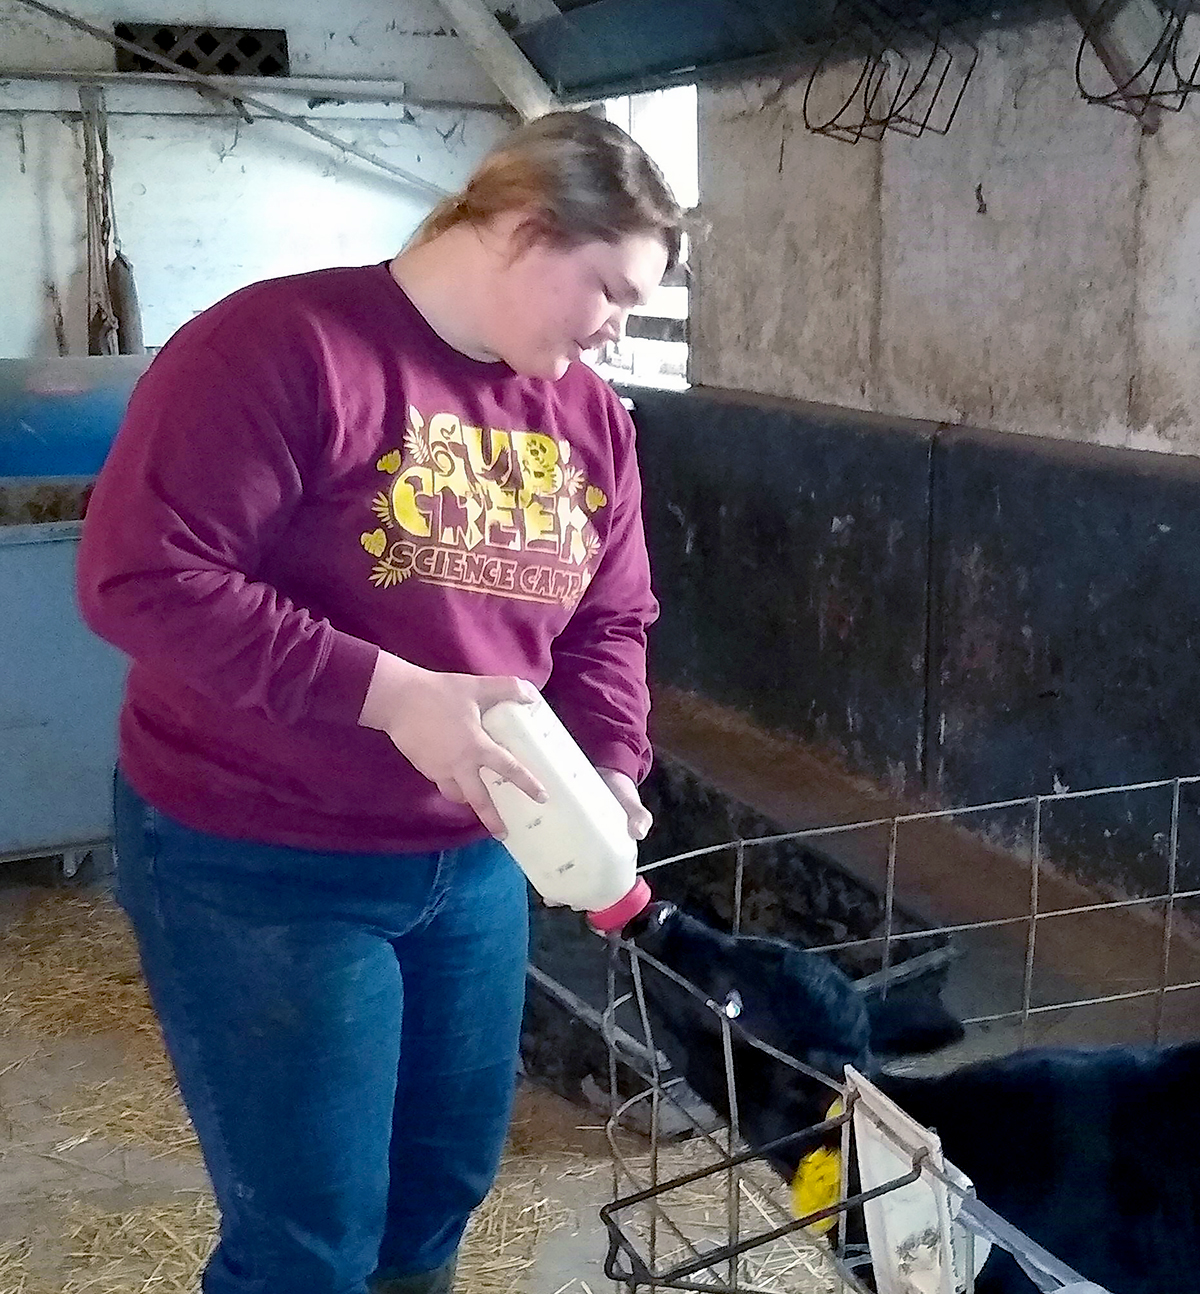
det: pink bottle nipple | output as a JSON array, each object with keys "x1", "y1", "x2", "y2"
[{"x1": 586, "y1": 877, "x2": 653, "y2": 935}]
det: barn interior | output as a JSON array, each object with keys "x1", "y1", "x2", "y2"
[{"x1": 3, "y1": 0, "x2": 1200, "y2": 1290}]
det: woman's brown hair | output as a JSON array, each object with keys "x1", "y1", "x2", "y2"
[{"x1": 412, "y1": 111, "x2": 684, "y2": 272}]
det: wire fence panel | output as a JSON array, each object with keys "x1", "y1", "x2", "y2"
[{"x1": 578, "y1": 775, "x2": 1200, "y2": 1292}]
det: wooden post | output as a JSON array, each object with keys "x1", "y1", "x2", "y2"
[{"x1": 438, "y1": 0, "x2": 559, "y2": 120}]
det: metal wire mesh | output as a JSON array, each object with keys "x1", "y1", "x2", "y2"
[
  {"x1": 600, "y1": 934, "x2": 857, "y2": 1293},
  {"x1": 591, "y1": 773, "x2": 1200, "y2": 1291},
  {"x1": 802, "y1": 0, "x2": 978, "y2": 142},
  {"x1": 637, "y1": 775, "x2": 1200, "y2": 1042},
  {"x1": 1073, "y1": 0, "x2": 1200, "y2": 120}
]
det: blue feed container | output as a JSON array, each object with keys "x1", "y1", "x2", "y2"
[{"x1": 0, "y1": 355, "x2": 151, "y2": 477}]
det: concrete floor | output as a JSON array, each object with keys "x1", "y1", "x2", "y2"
[
  {"x1": 3, "y1": 695, "x2": 1198, "y2": 1290},
  {"x1": 0, "y1": 853, "x2": 830, "y2": 1294},
  {"x1": 0, "y1": 855, "x2": 631, "y2": 1294}
]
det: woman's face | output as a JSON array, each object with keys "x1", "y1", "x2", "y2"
[{"x1": 490, "y1": 228, "x2": 669, "y2": 381}]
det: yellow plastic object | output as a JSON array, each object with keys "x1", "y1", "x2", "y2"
[{"x1": 790, "y1": 1099, "x2": 843, "y2": 1234}]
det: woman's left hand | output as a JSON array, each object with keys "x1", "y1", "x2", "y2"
[{"x1": 599, "y1": 768, "x2": 653, "y2": 841}]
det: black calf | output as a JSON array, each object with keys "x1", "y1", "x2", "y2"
[{"x1": 629, "y1": 903, "x2": 1200, "y2": 1294}]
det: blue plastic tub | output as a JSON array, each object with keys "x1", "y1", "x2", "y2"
[
  {"x1": 0, "y1": 355, "x2": 150, "y2": 477},
  {"x1": 0, "y1": 522, "x2": 127, "y2": 857}
]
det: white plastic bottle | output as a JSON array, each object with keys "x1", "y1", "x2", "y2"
[{"x1": 480, "y1": 696, "x2": 652, "y2": 934}]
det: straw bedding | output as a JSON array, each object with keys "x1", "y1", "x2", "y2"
[{"x1": 0, "y1": 884, "x2": 838, "y2": 1292}]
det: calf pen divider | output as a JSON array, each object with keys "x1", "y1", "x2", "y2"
[
  {"x1": 596, "y1": 947, "x2": 1099, "y2": 1293},
  {"x1": 573, "y1": 774, "x2": 1200, "y2": 1293}
]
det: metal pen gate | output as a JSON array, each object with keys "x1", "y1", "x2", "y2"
[{"x1": 582, "y1": 776, "x2": 1200, "y2": 1293}]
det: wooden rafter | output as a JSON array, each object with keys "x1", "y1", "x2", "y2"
[{"x1": 437, "y1": 0, "x2": 558, "y2": 120}]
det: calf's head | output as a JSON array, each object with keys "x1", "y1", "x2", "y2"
[
  {"x1": 631, "y1": 902, "x2": 872, "y2": 1076},
  {"x1": 627, "y1": 903, "x2": 963, "y2": 1171}
]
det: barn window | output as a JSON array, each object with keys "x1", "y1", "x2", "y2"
[
  {"x1": 591, "y1": 85, "x2": 697, "y2": 391},
  {"x1": 113, "y1": 24, "x2": 290, "y2": 78}
]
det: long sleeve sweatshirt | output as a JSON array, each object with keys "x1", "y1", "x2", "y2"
[{"x1": 77, "y1": 263, "x2": 658, "y2": 852}]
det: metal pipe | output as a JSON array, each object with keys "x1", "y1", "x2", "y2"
[
  {"x1": 8, "y1": 0, "x2": 451, "y2": 195},
  {"x1": 2, "y1": 68, "x2": 404, "y2": 98},
  {"x1": 880, "y1": 816, "x2": 899, "y2": 998},
  {"x1": 0, "y1": 66, "x2": 515, "y2": 115},
  {"x1": 1019, "y1": 796, "x2": 1043, "y2": 1045},
  {"x1": 1153, "y1": 777, "x2": 1180, "y2": 1041}
]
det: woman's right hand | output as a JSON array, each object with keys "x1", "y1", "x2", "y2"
[{"x1": 357, "y1": 651, "x2": 546, "y2": 838}]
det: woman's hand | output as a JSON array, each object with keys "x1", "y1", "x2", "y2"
[
  {"x1": 358, "y1": 651, "x2": 546, "y2": 837},
  {"x1": 599, "y1": 767, "x2": 653, "y2": 841}
]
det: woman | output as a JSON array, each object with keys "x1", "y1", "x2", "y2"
[{"x1": 77, "y1": 111, "x2": 682, "y2": 1294}]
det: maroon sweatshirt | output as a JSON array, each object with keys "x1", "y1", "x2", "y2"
[{"x1": 77, "y1": 264, "x2": 658, "y2": 853}]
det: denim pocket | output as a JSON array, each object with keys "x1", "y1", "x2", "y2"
[{"x1": 113, "y1": 769, "x2": 162, "y2": 923}]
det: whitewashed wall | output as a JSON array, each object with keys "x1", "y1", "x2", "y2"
[
  {"x1": 0, "y1": 0, "x2": 530, "y2": 355},
  {"x1": 0, "y1": 0, "x2": 519, "y2": 91},
  {"x1": 692, "y1": 14, "x2": 1200, "y2": 454}
]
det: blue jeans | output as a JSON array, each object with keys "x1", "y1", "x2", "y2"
[{"x1": 113, "y1": 771, "x2": 529, "y2": 1294}]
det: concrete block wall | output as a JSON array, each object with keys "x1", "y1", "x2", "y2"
[{"x1": 691, "y1": 14, "x2": 1200, "y2": 455}]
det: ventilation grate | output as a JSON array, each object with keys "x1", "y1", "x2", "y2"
[{"x1": 113, "y1": 24, "x2": 290, "y2": 78}]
